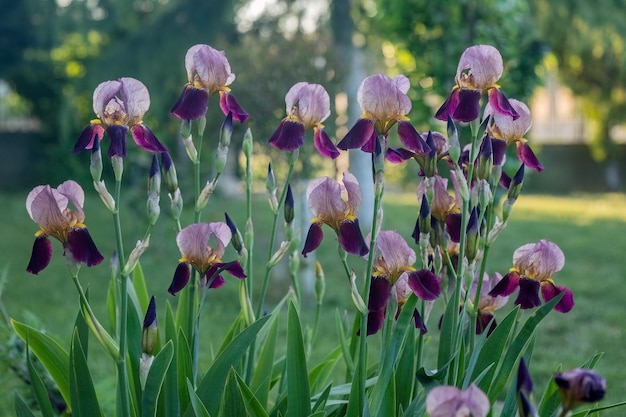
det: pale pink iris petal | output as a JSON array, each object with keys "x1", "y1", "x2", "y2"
[
  {"x1": 341, "y1": 172, "x2": 362, "y2": 214},
  {"x1": 177, "y1": 223, "x2": 232, "y2": 263},
  {"x1": 485, "y1": 99, "x2": 532, "y2": 142},
  {"x1": 291, "y1": 83, "x2": 331, "y2": 128},
  {"x1": 456, "y1": 44, "x2": 503, "y2": 89},
  {"x1": 426, "y1": 384, "x2": 490, "y2": 417},
  {"x1": 119, "y1": 77, "x2": 150, "y2": 124},
  {"x1": 186, "y1": 44, "x2": 235, "y2": 91},
  {"x1": 375, "y1": 230, "x2": 416, "y2": 273},
  {"x1": 57, "y1": 180, "x2": 85, "y2": 222},
  {"x1": 27, "y1": 186, "x2": 69, "y2": 231},
  {"x1": 357, "y1": 74, "x2": 412, "y2": 121},
  {"x1": 393, "y1": 74, "x2": 410, "y2": 94},
  {"x1": 513, "y1": 240, "x2": 565, "y2": 279},
  {"x1": 306, "y1": 177, "x2": 346, "y2": 219},
  {"x1": 285, "y1": 82, "x2": 308, "y2": 112},
  {"x1": 93, "y1": 80, "x2": 122, "y2": 119}
]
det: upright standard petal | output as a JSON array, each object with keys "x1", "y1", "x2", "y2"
[
  {"x1": 93, "y1": 80, "x2": 122, "y2": 119},
  {"x1": 27, "y1": 186, "x2": 69, "y2": 232},
  {"x1": 285, "y1": 82, "x2": 330, "y2": 128},
  {"x1": 456, "y1": 45, "x2": 503, "y2": 89},
  {"x1": 186, "y1": 44, "x2": 235, "y2": 92},
  {"x1": 119, "y1": 77, "x2": 150, "y2": 124},
  {"x1": 375, "y1": 230, "x2": 416, "y2": 275}
]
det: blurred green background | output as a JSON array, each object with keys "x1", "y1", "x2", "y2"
[{"x1": 2, "y1": 0, "x2": 626, "y2": 415}]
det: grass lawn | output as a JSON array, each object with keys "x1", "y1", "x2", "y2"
[{"x1": 1, "y1": 189, "x2": 625, "y2": 415}]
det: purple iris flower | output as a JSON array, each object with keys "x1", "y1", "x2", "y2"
[
  {"x1": 435, "y1": 45, "x2": 519, "y2": 123},
  {"x1": 73, "y1": 77, "x2": 168, "y2": 158},
  {"x1": 489, "y1": 240, "x2": 574, "y2": 313},
  {"x1": 301, "y1": 172, "x2": 368, "y2": 258},
  {"x1": 171, "y1": 44, "x2": 248, "y2": 123},
  {"x1": 167, "y1": 222, "x2": 245, "y2": 295},
  {"x1": 365, "y1": 230, "x2": 442, "y2": 335},
  {"x1": 426, "y1": 384, "x2": 490, "y2": 417},
  {"x1": 269, "y1": 82, "x2": 339, "y2": 158},
  {"x1": 337, "y1": 74, "x2": 424, "y2": 154},
  {"x1": 26, "y1": 181, "x2": 104, "y2": 274}
]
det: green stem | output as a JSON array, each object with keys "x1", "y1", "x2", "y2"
[
  {"x1": 255, "y1": 151, "x2": 298, "y2": 318},
  {"x1": 112, "y1": 177, "x2": 131, "y2": 417}
]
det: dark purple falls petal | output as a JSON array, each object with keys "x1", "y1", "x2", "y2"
[
  {"x1": 386, "y1": 147, "x2": 415, "y2": 163},
  {"x1": 407, "y1": 269, "x2": 441, "y2": 301},
  {"x1": 106, "y1": 124, "x2": 128, "y2": 158},
  {"x1": 488, "y1": 88, "x2": 520, "y2": 120},
  {"x1": 168, "y1": 262, "x2": 191, "y2": 295},
  {"x1": 397, "y1": 121, "x2": 429, "y2": 154},
  {"x1": 368, "y1": 277, "x2": 390, "y2": 312},
  {"x1": 338, "y1": 219, "x2": 369, "y2": 256},
  {"x1": 515, "y1": 277, "x2": 542, "y2": 309},
  {"x1": 67, "y1": 227, "x2": 104, "y2": 267},
  {"x1": 488, "y1": 271, "x2": 521, "y2": 297},
  {"x1": 541, "y1": 282, "x2": 574, "y2": 313},
  {"x1": 73, "y1": 124, "x2": 104, "y2": 153},
  {"x1": 452, "y1": 89, "x2": 481, "y2": 123},
  {"x1": 313, "y1": 128, "x2": 340, "y2": 159},
  {"x1": 219, "y1": 92, "x2": 249, "y2": 123},
  {"x1": 516, "y1": 142, "x2": 544, "y2": 172},
  {"x1": 337, "y1": 118, "x2": 376, "y2": 150},
  {"x1": 27, "y1": 235, "x2": 53, "y2": 274},
  {"x1": 268, "y1": 119, "x2": 306, "y2": 151},
  {"x1": 435, "y1": 88, "x2": 461, "y2": 122},
  {"x1": 130, "y1": 124, "x2": 168, "y2": 153},
  {"x1": 171, "y1": 85, "x2": 209, "y2": 120},
  {"x1": 302, "y1": 222, "x2": 324, "y2": 258}
]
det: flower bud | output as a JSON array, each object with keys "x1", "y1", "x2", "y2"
[
  {"x1": 554, "y1": 369, "x2": 606, "y2": 411},
  {"x1": 284, "y1": 184, "x2": 295, "y2": 225},
  {"x1": 196, "y1": 114, "x2": 206, "y2": 137},
  {"x1": 122, "y1": 235, "x2": 150, "y2": 276},
  {"x1": 422, "y1": 131, "x2": 438, "y2": 178},
  {"x1": 266, "y1": 164, "x2": 278, "y2": 213},
  {"x1": 476, "y1": 135, "x2": 493, "y2": 181},
  {"x1": 147, "y1": 191, "x2": 160, "y2": 225},
  {"x1": 447, "y1": 116, "x2": 461, "y2": 164},
  {"x1": 465, "y1": 206, "x2": 480, "y2": 262},
  {"x1": 220, "y1": 112, "x2": 233, "y2": 148},
  {"x1": 141, "y1": 296, "x2": 158, "y2": 355},
  {"x1": 507, "y1": 164, "x2": 525, "y2": 201},
  {"x1": 94, "y1": 180, "x2": 116, "y2": 213},
  {"x1": 140, "y1": 353, "x2": 154, "y2": 389},
  {"x1": 169, "y1": 188, "x2": 183, "y2": 221},
  {"x1": 180, "y1": 119, "x2": 192, "y2": 138},
  {"x1": 90, "y1": 139, "x2": 103, "y2": 182},
  {"x1": 315, "y1": 261, "x2": 326, "y2": 305},
  {"x1": 225, "y1": 212, "x2": 244, "y2": 254},
  {"x1": 267, "y1": 241, "x2": 290, "y2": 268},
  {"x1": 418, "y1": 196, "x2": 431, "y2": 236},
  {"x1": 196, "y1": 179, "x2": 217, "y2": 212},
  {"x1": 182, "y1": 136, "x2": 197, "y2": 163},
  {"x1": 161, "y1": 152, "x2": 179, "y2": 194},
  {"x1": 242, "y1": 128, "x2": 253, "y2": 158},
  {"x1": 111, "y1": 155, "x2": 124, "y2": 182},
  {"x1": 517, "y1": 358, "x2": 539, "y2": 417},
  {"x1": 214, "y1": 144, "x2": 228, "y2": 175}
]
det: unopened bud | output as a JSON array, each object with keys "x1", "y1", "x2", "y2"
[
  {"x1": 140, "y1": 353, "x2": 154, "y2": 389},
  {"x1": 507, "y1": 164, "x2": 525, "y2": 201},
  {"x1": 447, "y1": 116, "x2": 461, "y2": 164},
  {"x1": 315, "y1": 261, "x2": 326, "y2": 304},
  {"x1": 478, "y1": 179, "x2": 492, "y2": 210},
  {"x1": 180, "y1": 119, "x2": 192, "y2": 138},
  {"x1": 418, "y1": 196, "x2": 431, "y2": 236},
  {"x1": 422, "y1": 131, "x2": 438, "y2": 177},
  {"x1": 196, "y1": 115, "x2": 206, "y2": 137},
  {"x1": 169, "y1": 188, "x2": 183, "y2": 221},
  {"x1": 242, "y1": 128, "x2": 253, "y2": 158},
  {"x1": 147, "y1": 192, "x2": 160, "y2": 225},
  {"x1": 465, "y1": 206, "x2": 480, "y2": 262},
  {"x1": 225, "y1": 212, "x2": 244, "y2": 254},
  {"x1": 111, "y1": 155, "x2": 124, "y2": 182},
  {"x1": 215, "y1": 145, "x2": 228, "y2": 175},
  {"x1": 161, "y1": 152, "x2": 179, "y2": 194},
  {"x1": 122, "y1": 235, "x2": 150, "y2": 276},
  {"x1": 220, "y1": 112, "x2": 233, "y2": 148},
  {"x1": 284, "y1": 184, "x2": 295, "y2": 224},
  {"x1": 454, "y1": 167, "x2": 470, "y2": 202},
  {"x1": 476, "y1": 135, "x2": 493, "y2": 181},
  {"x1": 266, "y1": 164, "x2": 278, "y2": 213},
  {"x1": 267, "y1": 241, "x2": 290, "y2": 268},
  {"x1": 90, "y1": 139, "x2": 103, "y2": 182},
  {"x1": 196, "y1": 180, "x2": 217, "y2": 212},
  {"x1": 148, "y1": 155, "x2": 161, "y2": 196},
  {"x1": 182, "y1": 136, "x2": 197, "y2": 163},
  {"x1": 94, "y1": 180, "x2": 116, "y2": 213},
  {"x1": 141, "y1": 296, "x2": 158, "y2": 355}
]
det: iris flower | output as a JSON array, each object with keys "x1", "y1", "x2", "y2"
[
  {"x1": 26, "y1": 181, "x2": 104, "y2": 274},
  {"x1": 426, "y1": 384, "x2": 490, "y2": 417},
  {"x1": 168, "y1": 222, "x2": 245, "y2": 295},
  {"x1": 468, "y1": 272, "x2": 509, "y2": 335},
  {"x1": 171, "y1": 44, "x2": 248, "y2": 123},
  {"x1": 484, "y1": 99, "x2": 543, "y2": 171},
  {"x1": 269, "y1": 82, "x2": 339, "y2": 158},
  {"x1": 554, "y1": 369, "x2": 606, "y2": 411},
  {"x1": 489, "y1": 240, "x2": 574, "y2": 312},
  {"x1": 435, "y1": 44, "x2": 519, "y2": 123},
  {"x1": 365, "y1": 230, "x2": 442, "y2": 335},
  {"x1": 337, "y1": 74, "x2": 426, "y2": 155},
  {"x1": 73, "y1": 77, "x2": 168, "y2": 158},
  {"x1": 301, "y1": 172, "x2": 368, "y2": 258}
]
